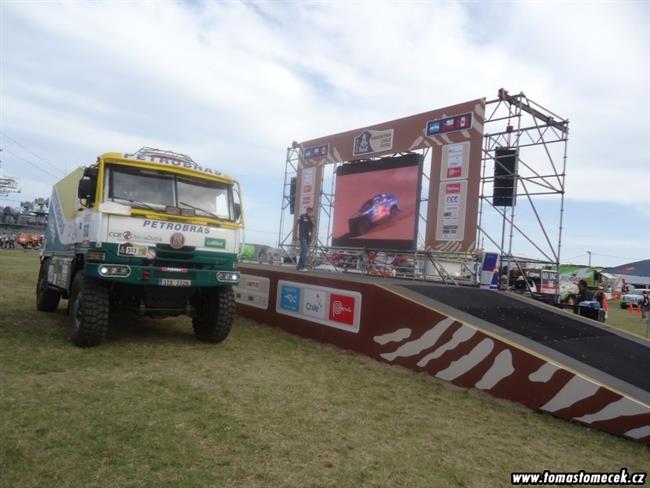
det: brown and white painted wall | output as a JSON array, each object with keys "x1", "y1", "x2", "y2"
[{"x1": 235, "y1": 265, "x2": 650, "y2": 444}]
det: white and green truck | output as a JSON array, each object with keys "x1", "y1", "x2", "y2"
[{"x1": 37, "y1": 147, "x2": 244, "y2": 347}]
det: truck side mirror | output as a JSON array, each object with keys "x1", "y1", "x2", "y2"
[
  {"x1": 78, "y1": 177, "x2": 97, "y2": 206},
  {"x1": 232, "y1": 185, "x2": 242, "y2": 222}
]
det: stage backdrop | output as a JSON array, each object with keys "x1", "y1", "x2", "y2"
[{"x1": 296, "y1": 98, "x2": 486, "y2": 252}]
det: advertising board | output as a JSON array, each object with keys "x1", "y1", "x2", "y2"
[
  {"x1": 276, "y1": 280, "x2": 362, "y2": 333},
  {"x1": 234, "y1": 274, "x2": 271, "y2": 310}
]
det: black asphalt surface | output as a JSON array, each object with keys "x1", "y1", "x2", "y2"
[{"x1": 405, "y1": 285, "x2": 650, "y2": 393}]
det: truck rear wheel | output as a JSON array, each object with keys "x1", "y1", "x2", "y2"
[
  {"x1": 36, "y1": 258, "x2": 61, "y2": 312},
  {"x1": 69, "y1": 273, "x2": 109, "y2": 347},
  {"x1": 192, "y1": 287, "x2": 234, "y2": 343}
]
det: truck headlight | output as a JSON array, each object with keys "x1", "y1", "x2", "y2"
[
  {"x1": 217, "y1": 271, "x2": 240, "y2": 283},
  {"x1": 98, "y1": 265, "x2": 131, "y2": 277}
]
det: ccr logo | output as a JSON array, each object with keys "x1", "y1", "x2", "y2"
[{"x1": 446, "y1": 195, "x2": 460, "y2": 204}]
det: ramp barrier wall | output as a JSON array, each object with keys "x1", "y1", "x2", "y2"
[{"x1": 236, "y1": 265, "x2": 650, "y2": 444}]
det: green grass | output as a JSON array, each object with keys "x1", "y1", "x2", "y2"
[
  {"x1": 605, "y1": 300, "x2": 649, "y2": 338},
  {"x1": 0, "y1": 250, "x2": 648, "y2": 487}
]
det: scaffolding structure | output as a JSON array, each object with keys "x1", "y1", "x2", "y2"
[
  {"x1": 478, "y1": 89, "x2": 569, "y2": 295},
  {"x1": 277, "y1": 89, "x2": 569, "y2": 288}
]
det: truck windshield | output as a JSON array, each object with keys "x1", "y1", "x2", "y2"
[
  {"x1": 177, "y1": 176, "x2": 231, "y2": 220},
  {"x1": 107, "y1": 166, "x2": 234, "y2": 221}
]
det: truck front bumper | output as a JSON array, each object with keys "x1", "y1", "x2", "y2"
[{"x1": 85, "y1": 263, "x2": 239, "y2": 287}]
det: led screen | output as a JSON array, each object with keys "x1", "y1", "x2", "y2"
[{"x1": 332, "y1": 153, "x2": 422, "y2": 250}]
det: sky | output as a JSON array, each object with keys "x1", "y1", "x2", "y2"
[{"x1": 1, "y1": 0, "x2": 648, "y2": 267}]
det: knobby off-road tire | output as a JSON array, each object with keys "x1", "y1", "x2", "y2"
[
  {"x1": 69, "y1": 272, "x2": 109, "y2": 347},
  {"x1": 192, "y1": 287, "x2": 235, "y2": 343},
  {"x1": 36, "y1": 258, "x2": 61, "y2": 312}
]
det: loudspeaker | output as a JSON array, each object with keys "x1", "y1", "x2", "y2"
[
  {"x1": 493, "y1": 148, "x2": 517, "y2": 207},
  {"x1": 289, "y1": 177, "x2": 297, "y2": 214}
]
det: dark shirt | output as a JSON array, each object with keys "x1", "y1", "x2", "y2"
[
  {"x1": 298, "y1": 213, "x2": 313, "y2": 240},
  {"x1": 578, "y1": 287, "x2": 593, "y2": 302}
]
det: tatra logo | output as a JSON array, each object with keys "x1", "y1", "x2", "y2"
[{"x1": 170, "y1": 232, "x2": 185, "y2": 249}]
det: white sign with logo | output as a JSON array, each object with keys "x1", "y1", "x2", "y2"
[
  {"x1": 299, "y1": 167, "x2": 316, "y2": 215},
  {"x1": 303, "y1": 288, "x2": 326, "y2": 319},
  {"x1": 234, "y1": 274, "x2": 270, "y2": 310},
  {"x1": 276, "y1": 280, "x2": 362, "y2": 333},
  {"x1": 436, "y1": 180, "x2": 468, "y2": 242},
  {"x1": 440, "y1": 141, "x2": 470, "y2": 180},
  {"x1": 352, "y1": 128, "x2": 394, "y2": 156}
]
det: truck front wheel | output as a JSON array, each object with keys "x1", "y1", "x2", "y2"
[
  {"x1": 192, "y1": 287, "x2": 234, "y2": 343},
  {"x1": 36, "y1": 258, "x2": 61, "y2": 312},
  {"x1": 69, "y1": 273, "x2": 109, "y2": 347}
]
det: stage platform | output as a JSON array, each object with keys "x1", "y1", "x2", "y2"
[{"x1": 235, "y1": 264, "x2": 650, "y2": 444}]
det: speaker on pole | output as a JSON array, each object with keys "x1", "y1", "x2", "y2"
[
  {"x1": 289, "y1": 177, "x2": 297, "y2": 214},
  {"x1": 492, "y1": 148, "x2": 517, "y2": 207}
]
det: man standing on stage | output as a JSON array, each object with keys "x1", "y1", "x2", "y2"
[{"x1": 297, "y1": 207, "x2": 314, "y2": 271}]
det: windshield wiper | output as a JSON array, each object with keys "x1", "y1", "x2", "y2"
[
  {"x1": 179, "y1": 201, "x2": 222, "y2": 220},
  {"x1": 122, "y1": 198, "x2": 160, "y2": 212}
]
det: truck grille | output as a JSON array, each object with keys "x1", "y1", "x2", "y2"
[
  {"x1": 153, "y1": 244, "x2": 229, "y2": 270},
  {"x1": 155, "y1": 244, "x2": 195, "y2": 261}
]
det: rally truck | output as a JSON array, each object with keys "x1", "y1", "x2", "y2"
[
  {"x1": 348, "y1": 193, "x2": 399, "y2": 236},
  {"x1": 36, "y1": 147, "x2": 244, "y2": 347}
]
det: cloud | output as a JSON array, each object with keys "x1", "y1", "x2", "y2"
[{"x1": 1, "y1": 1, "x2": 648, "y2": 259}]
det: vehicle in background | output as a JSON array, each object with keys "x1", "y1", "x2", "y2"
[
  {"x1": 15, "y1": 233, "x2": 44, "y2": 249},
  {"x1": 348, "y1": 193, "x2": 399, "y2": 236},
  {"x1": 558, "y1": 266, "x2": 614, "y2": 305},
  {"x1": 36, "y1": 147, "x2": 244, "y2": 347},
  {"x1": 620, "y1": 289, "x2": 650, "y2": 309}
]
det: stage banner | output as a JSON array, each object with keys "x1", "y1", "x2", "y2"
[
  {"x1": 297, "y1": 98, "x2": 485, "y2": 251},
  {"x1": 293, "y1": 160, "x2": 323, "y2": 245},
  {"x1": 425, "y1": 99, "x2": 485, "y2": 253}
]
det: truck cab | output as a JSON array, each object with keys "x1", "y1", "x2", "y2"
[{"x1": 37, "y1": 148, "x2": 244, "y2": 347}]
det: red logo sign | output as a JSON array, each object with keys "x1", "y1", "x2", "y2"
[
  {"x1": 446, "y1": 183, "x2": 461, "y2": 193},
  {"x1": 170, "y1": 232, "x2": 185, "y2": 249},
  {"x1": 328, "y1": 294, "x2": 355, "y2": 326},
  {"x1": 447, "y1": 167, "x2": 462, "y2": 178}
]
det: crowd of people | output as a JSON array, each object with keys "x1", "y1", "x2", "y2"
[
  {"x1": 0, "y1": 234, "x2": 17, "y2": 249},
  {"x1": 0, "y1": 232, "x2": 44, "y2": 249}
]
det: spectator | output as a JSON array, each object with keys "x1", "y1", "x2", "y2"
[
  {"x1": 574, "y1": 279, "x2": 593, "y2": 314},
  {"x1": 640, "y1": 291, "x2": 649, "y2": 321},
  {"x1": 296, "y1": 207, "x2": 314, "y2": 272},
  {"x1": 593, "y1": 286, "x2": 608, "y2": 320},
  {"x1": 499, "y1": 274, "x2": 509, "y2": 291}
]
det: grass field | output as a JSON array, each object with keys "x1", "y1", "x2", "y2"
[
  {"x1": 604, "y1": 299, "x2": 649, "y2": 338},
  {"x1": 1, "y1": 250, "x2": 648, "y2": 487}
]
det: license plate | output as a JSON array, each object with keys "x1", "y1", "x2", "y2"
[{"x1": 158, "y1": 278, "x2": 191, "y2": 287}]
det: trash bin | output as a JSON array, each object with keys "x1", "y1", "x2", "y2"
[{"x1": 578, "y1": 300, "x2": 601, "y2": 321}]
